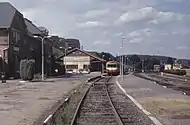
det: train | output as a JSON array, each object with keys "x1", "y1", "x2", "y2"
[{"x1": 105, "y1": 61, "x2": 120, "y2": 76}]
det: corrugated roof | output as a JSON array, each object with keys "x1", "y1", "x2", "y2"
[
  {"x1": 25, "y1": 18, "x2": 42, "y2": 36},
  {"x1": 0, "y1": 2, "x2": 16, "y2": 28},
  {"x1": 57, "y1": 48, "x2": 106, "y2": 62}
]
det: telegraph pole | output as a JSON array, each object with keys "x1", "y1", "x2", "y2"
[
  {"x1": 121, "y1": 36, "x2": 125, "y2": 82},
  {"x1": 142, "y1": 60, "x2": 144, "y2": 73}
]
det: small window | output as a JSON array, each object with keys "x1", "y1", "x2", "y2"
[
  {"x1": 12, "y1": 31, "x2": 16, "y2": 39},
  {"x1": 12, "y1": 31, "x2": 20, "y2": 43},
  {"x1": 107, "y1": 64, "x2": 117, "y2": 68},
  {"x1": 16, "y1": 32, "x2": 20, "y2": 42},
  {"x1": 83, "y1": 65, "x2": 89, "y2": 69},
  {"x1": 66, "y1": 65, "x2": 78, "y2": 70}
]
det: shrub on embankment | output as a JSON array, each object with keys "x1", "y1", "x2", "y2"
[
  {"x1": 20, "y1": 59, "x2": 35, "y2": 81},
  {"x1": 163, "y1": 69, "x2": 186, "y2": 76}
]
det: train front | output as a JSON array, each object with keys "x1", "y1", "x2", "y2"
[{"x1": 105, "y1": 61, "x2": 120, "y2": 76}]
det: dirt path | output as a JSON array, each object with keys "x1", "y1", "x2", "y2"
[{"x1": 0, "y1": 76, "x2": 89, "y2": 125}]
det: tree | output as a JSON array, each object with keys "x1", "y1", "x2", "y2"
[
  {"x1": 144, "y1": 58, "x2": 160, "y2": 71},
  {"x1": 129, "y1": 55, "x2": 141, "y2": 64},
  {"x1": 101, "y1": 52, "x2": 115, "y2": 61},
  {"x1": 128, "y1": 55, "x2": 141, "y2": 71},
  {"x1": 167, "y1": 57, "x2": 174, "y2": 65},
  {"x1": 20, "y1": 59, "x2": 35, "y2": 81}
]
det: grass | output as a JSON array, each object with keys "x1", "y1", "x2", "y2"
[
  {"x1": 50, "y1": 84, "x2": 89, "y2": 125},
  {"x1": 141, "y1": 97, "x2": 190, "y2": 119}
]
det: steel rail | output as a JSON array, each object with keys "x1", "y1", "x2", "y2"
[
  {"x1": 70, "y1": 77, "x2": 101, "y2": 125},
  {"x1": 70, "y1": 76, "x2": 124, "y2": 125},
  {"x1": 104, "y1": 77, "x2": 124, "y2": 125}
]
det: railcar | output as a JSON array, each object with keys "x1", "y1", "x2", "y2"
[{"x1": 105, "y1": 61, "x2": 120, "y2": 76}]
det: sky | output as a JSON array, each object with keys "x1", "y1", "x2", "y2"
[{"x1": 2, "y1": 0, "x2": 190, "y2": 59}]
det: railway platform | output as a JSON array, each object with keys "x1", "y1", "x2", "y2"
[
  {"x1": 116, "y1": 74, "x2": 190, "y2": 125},
  {"x1": 0, "y1": 74, "x2": 95, "y2": 125}
]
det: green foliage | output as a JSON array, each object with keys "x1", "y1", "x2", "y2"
[
  {"x1": 20, "y1": 59, "x2": 35, "y2": 81},
  {"x1": 20, "y1": 59, "x2": 28, "y2": 80},
  {"x1": 167, "y1": 57, "x2": 174, "y2": 65},
  {"x1": 27, "y1": 60, "x2": 35, "y2": 81},
  {"x1": 100, "y1": 52, "x2": 115, "y2": 61},
  {"x1": 144, "y1": 58, "x2": 160, "y2": 70},
  {"x1": 129, "y1": 55, "x2": 141, "y2": 64}
]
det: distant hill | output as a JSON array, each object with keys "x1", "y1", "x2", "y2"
[{"x1": 125, "y1": 54, "x2": 176, "y2": 64}]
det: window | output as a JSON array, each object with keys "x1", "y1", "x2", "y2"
[
  {"x1": 12, "y1": 31, "x2": 16, "y2": 39},
  {"x1": 107, "y1": 64, "x2": 117, "y2": 68},
  {"x1": 16, "y1": 32, "x2": 20, "y2": 42},
  {"x1": 66, "y1": 65, "x2": 78, "y2": 70},
  {"x1": 12, "y1": 31, "x2": 20, "y2": 43},
  {"x1": 83, "y1": 65, "x2": 89, "y2": 69}
]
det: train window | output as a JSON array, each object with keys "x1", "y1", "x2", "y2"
[{"x1": 107, "y1": 64, "x2": 117, "y2": 67}]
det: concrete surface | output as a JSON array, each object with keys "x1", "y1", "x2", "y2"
[
  {"x1": 117, "y1": 74, "x2": 190, "y2": 125},
  {"x1": 0, "y1": 75, "x2": 93, "y2": 125}
]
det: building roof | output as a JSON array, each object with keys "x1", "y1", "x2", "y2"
[
  {"x1": 52, "y1": 46, "x2": 64, "y2": 58},
  {"x1": 25, "y1": 18, "x2": 42, "y2": 36},
  {"x1": 38, "y1": 27, "x2": 49, "y2": 36},
  {"x1": 57, "y1": 48, "x2": 106, "y2": 62},
  {"x1": 86, "y1": 51, "x2": 100, "y2": 57},
  {"x1": 0, "y1": 2, "x2": 17, "y2": 28}
]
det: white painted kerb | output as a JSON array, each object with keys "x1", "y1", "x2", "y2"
[{"x1": 116, "y1": 76, "x2": 163, "y2": 125}]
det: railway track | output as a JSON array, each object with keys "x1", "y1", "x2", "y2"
[
  {"x1": 136, "y1": 73, "x2": 190, "y2": 95},
  {"x1": 149, "y1": 73, "x2": 189, "y2": 83},
  {"x1": 70, "y1": 76, "x2": 154, "y2": 125},
  {"x1": 162, "y1": 73, "x2": 190, "y2": 81},
  {"x1": 70, "y1": 76, "x2": 123, "y2": 125},
  {"x1": 148, "y1": 73, "x2": 189, "y2": 86}
]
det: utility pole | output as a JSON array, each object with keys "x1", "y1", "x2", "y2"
[
  {"x1": 102, "y1": 55, "x2": 105, "y2": 74},
  {"x1": 142, "y1": 60, "x2": 144, "y2": 73},
  {"x1": 120, "y1": 55, "x2": 122, "y2": 77},
  {"x1": 121, "y1": 36, "x2": 125, "y2": 82},
  {"x1": 34, "y1": 36, "x2": 52, "y2": 81}
]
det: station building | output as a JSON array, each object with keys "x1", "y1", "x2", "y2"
[{"x1": 57, "y1": 48, "x2": 106, "y2": 74}]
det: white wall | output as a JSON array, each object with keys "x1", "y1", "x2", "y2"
[
  {"x1": 63, "y1": 56, "x2": 90, "y2": 73},
  {"x1": 186, "y1": 69, "x2": 190, "y2": 76},
  {"x1": 164, "y1": 64, "x2": 172, "y2": 70},
  {"x1": 64, "y1": 56, "x2": 90, "y2": 65}
]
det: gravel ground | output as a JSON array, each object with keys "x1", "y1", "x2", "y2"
[
  {"x1": 135, "y1": 73, "x2": 190, "y2": 95},
  {"x1": 75, "y1": 78, "x2": 119, "y2": 125},
  {"x1": 162, "y1": 73, "x2": 190, "y2": 81},
  {"x1": 0, "y1": 75, "x2": 91, "y2": 125},
  {"x1": 108, "y1": 78, "x2": 155, "y2": 125},
  {"x1": 48, "y1": 83, "x2": 90, "y2": 125},
  {"x1": 119, "y1": 74, "x2": 190, "y2": 125},
  {"x1": 147, "y1": 73, "x2": 190, "y2": 86}
]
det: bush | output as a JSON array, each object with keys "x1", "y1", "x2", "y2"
[
  {"x1": 27, "y1": 60, "x2": 35, "y2": 81},
  {"x1": 20, "y1": 59, "x2": 28, "y2": 80},
  {"x1": 164, "y1": 69, "x2": 186, "y2": 76},
  {"x1": 20, "y1": 59, "x2": 35, "y2": 81}
]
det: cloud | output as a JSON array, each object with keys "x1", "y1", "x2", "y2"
[
  {"x1": 42, "y1": 0, "x2": 58, "y2": 2},
  {"x1": 118, "y1": 7, "x2": 156, "y2": 23},
  {"x1": 123, "y1": 28, "x2": 152, "y2": 45},
  {"x1": 176, "y1": 46, "x2": 190, "y2": 50},
  {"x1": 22, "y1": 8, "x2": 39, "y2": 20},
  {"x1": 113, "y1": 32, "x2": 124, "y2": 37},
  {"x1": 93, "y1": 40, "x2": 110, "y2": 45},
  {"x1": 5, "y1": 0, "x2": 190, "y2": 59},
  {"x1": 85, "y1": 9, "x2": 110, "y2": 18},
  {"x1": 118, "y1": 7, "x2": 188, "y2": 24},
  {"x1": 128, "y1": 38, "x2": 143, "y2": 43},
  {"x1": 76, "y1": 21, "x2": 106, "y2": 28}
]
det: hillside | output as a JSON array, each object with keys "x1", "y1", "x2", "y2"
[{"x1": 125, "y1": 54, "x2": 176, "y2": 63}]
